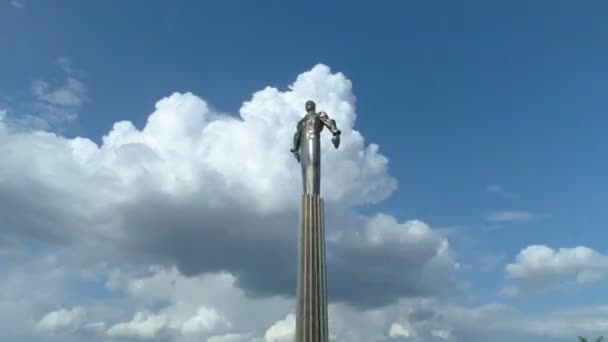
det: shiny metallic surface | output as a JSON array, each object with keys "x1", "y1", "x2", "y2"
[
  {"x1": 300, "y1": 122, "x2": 321, "y2": 194},
  {"x1": 290, "y1": 101, "x2": 339, "y2": 341},
  {"x1": 296, "y1": 194, "x2": 328, "y2": 342},
  {"x1": 291, "y1": 101, "x2": 341, "y2": 194}
]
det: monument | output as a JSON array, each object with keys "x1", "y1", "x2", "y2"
[{"x1": 290, "y1": 100, "x2": 340, "y2": 342}]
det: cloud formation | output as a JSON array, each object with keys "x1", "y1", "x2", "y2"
[
  {"x1": 263, "y1": 314, "x2": 294, "y2": 342},
  {"x1": 37, "y1": 307, "x2": 84, "y2": 332},
  {"x1": 0, "y1": 63, "x2": 492, "y2": 342},
  {"x1": 106, "y1": 311, "x2": 168, "y2": 339},
  {"x1": 6, "y1": 56, "x2": 86, "y2": 131},
  {"x1": 3, "y1": 247, "x2": 607, "y2": 342},
  {"x1": 0, "y1": 64, "x2": 457, "y2": 312},
  {"x1": 502, "y1": 245, "x2": 608, "y2": 296}
]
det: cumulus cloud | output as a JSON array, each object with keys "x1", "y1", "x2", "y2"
[
  {"x1": 37, "y1": 307, "x2": 84, "y2": 332},
  {"x1": 328, "y1": 215, "x2": 458, "y2": 307},
  {"x1": 388, "y1": 322, "x2": 413, "y2": 338},
  {"x1": 0, "y1": 64, "x2": 470, "y2": 342},
  {"x1": 270, "y1": 299, "x2": 608, "y2": 342},
  {"x1": 2, "y1": 61, "x2": 604, "y2": 342},
  {"x1": 4, "y1": 251, "x2": 606, "y2": 342},
  {"x1": 502, "y1": 245, "x2": 608, "y2": 295},
  {"x1": 85, "y1": 265, "x2": 448, "y2": 342},
  {"x1": 106, "y1": 311, "x2": 168, "y2": 339},
  {"x1": 434, "y1": 302, "x2": 608, "y2": 340},
  {"x1": 263, "y1": 314, "x2": 295, "y2": 342},
  {"x1": 0, "y1": 64, "x2": 457, "y2": 310},
  {"x1": 0, "y1": 247, "x2": 118, "y2": 342},
  {"x1": 105, "y1": 265, "x2": 292, "y2": 336},
  {"x1": 180, "y1": 307, "x2": 231, "y2": 336}
]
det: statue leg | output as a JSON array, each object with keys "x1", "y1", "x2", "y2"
[{"x1": 300, "y1": 137, "x2": 321, "y2": 194}]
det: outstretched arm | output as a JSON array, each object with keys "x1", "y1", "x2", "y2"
[
  {"x1": 319, "y1": 112, "x2": 340, "y2": 135},
  {"x1": 319, "y1": 112, "x2": 341, "y2": 148}
]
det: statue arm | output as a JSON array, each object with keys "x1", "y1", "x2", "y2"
[
  {"x1": 291, "y1": 119, "x2": 303, "y2": 151},
  {"x1": 319, "y1": 112, "x2": 341, "y2": 136},
  {"x1": 319, "y1": 111, "x2": 341, "y2": 149},
  {"x1": 290, "y1": 120, "x2": 302, "y2": 162},
  {"x1": 291, "y1": 127, "x2": 300, "y2": 152}
]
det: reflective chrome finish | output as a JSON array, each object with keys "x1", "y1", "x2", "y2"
[
  {"x1": 290, "y1": 101, "x2": 339, "y2": 342},
  {"x1": 290, "y1": 101, "x2": 341, "y2": 195},
  {"x1": 296, "y1": 194, "x2": 328, "y2": 342}
]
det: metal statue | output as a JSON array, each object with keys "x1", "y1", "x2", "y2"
[{"x1": 290, "y1": 101, "x2": 341, "y2": 194}]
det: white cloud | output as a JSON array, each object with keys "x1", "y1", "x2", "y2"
[
  {"x1": 104, "y1": 265, "x2": 291, "y2": 341},
  {"x1": 503, "y1": 245, "x2": 608, "y2": 295},
  {"x1": 180, "y1": 307, "x2": 231, "y2": 336},
  {"x1": 2, "y1": 61, "x2": 607, "y2": 342},
  {"x1": 484, "y1": 210, "x2": 547, "y2": 222},
  {"x1": 0, "y1": 64, "x2": 456, "y2": 309},
  {"x1": 106, "y1": 311, "x2": 168, "y2": 339},
  {"x1": 37, "y1": 307, "x2": 84, "y2": 332},
  {"x1": 0, "y1": 250, "x2": 100, "y2": 342},
  {"x1": 328, "y1": 214, "x2": 458, "y2": 307},
  {"x1": 5, "y1": 252, "x2": 608, "y2": 342},
  {"x1": 0, "y1": 64, "x2": 459, "y2": 341},
  {"x1": 263, "y1": 314, "x2": 295, "y2": 342},
  {"x1": 388, "y1": 322, "x2": 413, "y2": 338},
  {"x1": 396, "y1": 301, "x2": 608, "y2": 341}
]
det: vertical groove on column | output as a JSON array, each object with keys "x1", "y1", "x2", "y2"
[
  {"x1": 307, "y1": 194, "x2": 312, "y2": 341},
  {"x1": 320, "y1": 198, "x2": 328, "y2": 341},
  {"x1": 296, "y1": 196, "x2": 302, "y2": 341},
  {"x1": 307, "y1": 194, "x2": 311, "y2": 342},
  {"x1": 307, "y1": 194, "x2": 313, "y2": 341},
  {"x1": 319, "y1": 197, "x2": 325, "y2": 341},
  {"x1": 312, "y1": 194, "x2": 315, "y2": 340},
  {"x1": 315, "y1": 195, "x2": 321, "y2": 341},
  {"x1": 296, "y1": 194, "x2": 328, "y2": 342}
]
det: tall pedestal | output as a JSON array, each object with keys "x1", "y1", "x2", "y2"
[{"x1": 296, "y1": 193, "x2": 328, "y2": 342}]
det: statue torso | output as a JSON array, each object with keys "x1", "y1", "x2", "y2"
[{"x1": 299, "y1": 113, "x2": 323, "y2": 140}]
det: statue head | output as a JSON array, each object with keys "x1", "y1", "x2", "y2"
[{"x1": 305, "y1": 100, "x2": 316, "y2": 113}]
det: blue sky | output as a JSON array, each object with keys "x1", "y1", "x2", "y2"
[{"x1": 2, "y1": 1, "x2": 608, "y2": 341}]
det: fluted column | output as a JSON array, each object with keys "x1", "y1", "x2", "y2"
[{"x1": 295, "y1": 193, "x2": 328, "y2": 342}]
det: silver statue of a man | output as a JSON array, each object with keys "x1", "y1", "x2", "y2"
[{"x1": 290, "y1": 101, "x2": 341, "y2": 194}]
